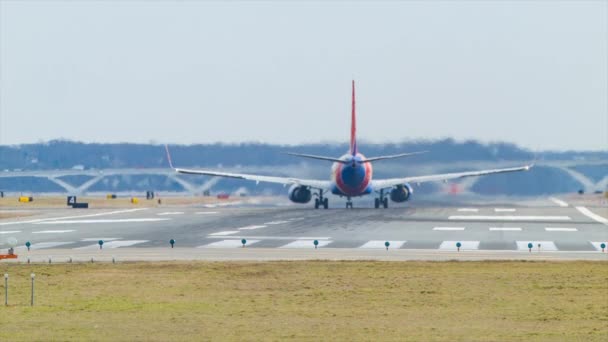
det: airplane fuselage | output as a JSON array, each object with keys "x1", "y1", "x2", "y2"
[{"x1": 330, "y1": 153, "x2": 373, "y2": 197}]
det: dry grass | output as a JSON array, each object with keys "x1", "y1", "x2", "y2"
[{"x1": 0, "y1": 261, "x2": 606, "y2": 341}]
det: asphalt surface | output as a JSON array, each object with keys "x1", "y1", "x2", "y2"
[{"x1": 1, "y1": 197, "x2": 607, "y2": 261}]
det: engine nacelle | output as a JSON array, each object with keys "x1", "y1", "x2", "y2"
[
  {"x1": 288, "y1": 185, "x2": 312, "y2": 203},
  {"x1": 390, "y1": 184, "x2": 413, "y2": 203}
]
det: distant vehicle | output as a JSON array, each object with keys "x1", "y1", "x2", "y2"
[
  {"x1": 217, "y1": 193, "x2": 230, "y2": 199},
  {"x1": 166, "y1": 81, "x2": 532, "y2": 209}
]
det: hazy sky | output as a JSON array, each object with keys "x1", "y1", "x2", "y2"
[{"x1": 1, "y1": 1, "x2": 606, "y2": 151}]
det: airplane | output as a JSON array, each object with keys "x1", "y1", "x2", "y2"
[{"x1": 166, "y1": 81, "x2": 532, "y2": 209}]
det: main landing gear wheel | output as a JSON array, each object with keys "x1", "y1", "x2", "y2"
[
  {"x1": 383, "y1": 197, "x2": 389, "y2": 209},
  {"x1": 375, "y1": 189, "x2": 389, "y2": 209},
  {"x1": 374, "y1": 198, "x2": 380, "y2": 209},
  {"x1": 314, "y1": 191, "x2": 329, "y2": 209}
]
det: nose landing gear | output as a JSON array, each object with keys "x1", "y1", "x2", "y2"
[{"x1": 346, "y1": 197, "x2": 353, "y2": 209}]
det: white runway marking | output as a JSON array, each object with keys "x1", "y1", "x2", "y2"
[
  {"x1": 207, "y1": 236, "x2": 331, "y2": 240},
  {"x1": 433, "y1": 227, "x2": 465, "y2": 231},
  {"x1": 34, "y1": 218, "x2": 170, "y2": 224},
  {"x1": 590, "y1": 242, "x2": 608, "y2": 251},
  {"x1": 76, "y1": 240, "x2": 149, "y2": 249},
  {"x1": 264, "y1": 221, "x2": 289, "y2": 225},
  {"x1": 203, "y1": 204, "x2": 217, "y2": 208},
  {"x1": 195, "y1": 211, "x2": 218, "y2": 215},
  {"x1": 280, "y1": 240, "x2": 332, "y2": 248},
  {"x1": 457, "y1": 208, "x2": 479, "y2": 212},
  {"x1": 575, "y1": 207, "x2": 608, "y2": 225},
  {"x1": 449, "y1": 215, "x2": 571, "y2": 221},
  {"x1": 359, "y1": 240, "x2": 406, "y2": 249},
  {"x1": 0, "y1": 208, "x2": 148, "y2": 226},
  {"x1": 16, "y1": 241, "x2": 74, "y2": 250},
  {"x1": 549, "y1": 197, "x2": 569, "y2": 207},
  {"x1": 209, "y1": 231, "x2": 239, "y2": 236},
  {"x1": 545, "y1": 227, "x2": 578, "y2": 232},
  {"x1": 237, "y1": 225, "x2": 267, "y2": 230},
  {"x1": 200, "y1": 239, "x2": 260, "y2": 248},
  {"x1": 516, "y1": 241, "x2": 558, "y2": 251},
  {"x1": 32, "y1": 230, "x2": 75, "y2": 234},
  {"x1": 489, "y1": 227, "x2": 522, "y2": 231},
  {"x1": 81, "y1": 238, "x2": 121, "y2": 242},
  {"x1": 288, "y1": 217, "x2": 305, "y2": 221},
  {"x1": 439, "y1": 241, "x2": 480, "y2": 250},
  {"x1": 494, "y1": 208, "x2": 516, "y2": 212},
  {"x1": 157, "y1": 212, "x2": 184, "y2": 216},
  {"x1": 0, "y1": 231, "x2": 21, "y2": 234}
]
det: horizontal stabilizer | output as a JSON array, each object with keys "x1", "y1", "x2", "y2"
[
  {"x1": 361, "y1": 151, "x2": 428, "y2": 163},
  {"x1": 285, "y1": 152, "x2": 348, "y2": 164}
]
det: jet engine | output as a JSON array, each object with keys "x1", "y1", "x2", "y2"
[
  {"x1": 390, "y1": 184, "x2": 413, "y2": 203},
  {"x1": 288, "y1": 185, "x2": 312, "y2": 203}
]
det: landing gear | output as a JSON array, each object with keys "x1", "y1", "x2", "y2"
[
  {"x1": 346, "y1": 197, "x2": 353, "y2": 209},
  {"x1": 314, "y1": 191, "x2": 329, "y2": 209},
  {"x1": 375, "y1": 189, "x2": 389, "y2": 209}
]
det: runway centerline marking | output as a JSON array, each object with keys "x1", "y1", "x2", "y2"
[
  {"x1": 489, "y1": 227, "x2": 522, "y2": 231},
  {"x1": 448, "y1": 215, "x2": 571, "y2": 221},
  {"x1": 433, "y1": 227, "x2": 465, "y2": 231},
  {"x1": 237, "y1": 225, "x2": 267, "y2": 230},
  {"x1": 195, "y1": 212, "x2": 218, "y2": 215},
  {"x1": 0, "y1": 208, "x2": 149, "y2": 226},
  {"x1": 549, "y1": 197, "x2": 569, "y2": 207},
  {"x1": 359, "y1": 240, "x2": 406, "y2": 249},
  {"x1": 199, "y1": 239, "x2": 260, "y2": 248},
  {"x1": 494, "y1": 208, "x2": 516, "y2": 212},
  {"x1": 457, "y1": 208, "x2": 479, "y2": 212},
  {"x1": 516, "y1": 241, "x2": 558, "y2": 251},
  {"x1": 75, "y1": 240, "x2": 149, "y2": 249},
  {"x1": 32, "y1": 230, "x2": 75, "y2": 234},
  {"x1": 157, "y1": 212, "x2": 184, "y2": 216},
  {"x1": 33, "y1": 218, "x2": 170, "y2": 224},
  {"x1": 206, "y1": 236, "x2": 331, "y2": 240},
  {"x1": 209, "y1": 231, "x2": 239, "y2": 236},
  {"x1": 0, "y1": 230, "x2": 21, "y2": 234},
  {"x1": 81, "y1": 238, "x2": 121, "y2": 242},
  {"x1": 545, "y1": 227, "x2": 578, "y2": 232},
  {"x1": 439, "y1": 241, "x2": 480, "y2": 250},
  {"x1": 575, "y1": 207, "x2": 608, "y2": 225},
  {"x1": 280, "y1": 240, "x2": 332, "y2": 248}
]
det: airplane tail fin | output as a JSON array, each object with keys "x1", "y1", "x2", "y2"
[
  {"x1": 165, "y1": 144, "x2": 175, "y2": 169},
  {"x1": 350, "y1": 80, "x2": 357, "y2": 156}
]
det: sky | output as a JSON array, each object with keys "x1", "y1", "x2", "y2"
[{"x1": 0, "y1": 1, "x2": 606, "y2": 151}]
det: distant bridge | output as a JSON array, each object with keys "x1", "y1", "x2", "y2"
[{"x1": 0, "y1": 160, "x2": 606, "y2": 195}]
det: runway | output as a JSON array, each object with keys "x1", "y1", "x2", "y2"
[{"x1": 1, "y1": 197, "x2": 607, "y2": 261}]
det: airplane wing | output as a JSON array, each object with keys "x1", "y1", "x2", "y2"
[
  {"x1": 371, "y1": 164, "x2": 532, "y2": 189},
  {"x1": 173, "y1": 167, "x2": 332, "y2": 190}
]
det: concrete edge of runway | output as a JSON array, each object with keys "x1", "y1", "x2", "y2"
[{"x1": 3, "y1": 248, "x2": 608, "y2": 262}]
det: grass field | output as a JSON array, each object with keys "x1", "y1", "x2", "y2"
[{"x1": 0, "y1": 261, "x2": 607, "y2": 341}]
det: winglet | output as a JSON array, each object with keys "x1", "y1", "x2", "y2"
[{"x1": 165, "y1": 144, "x2": 175, "y2": 169}]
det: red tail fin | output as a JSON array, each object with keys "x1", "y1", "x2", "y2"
[{"x1": 350, "y1": 80, "x2": 357, "y2": 156}]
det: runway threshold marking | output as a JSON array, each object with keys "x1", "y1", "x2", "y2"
[
  {"x1": 448, "y1": 215, "x2": 571, "y2": 221},
  {"x1": 33, "y1": 218, "x2": 170, "y2": 224},
  {"x1": 549, "y1": 197, "x2": 569, "y2": 207},
  {"x1": 200, "y1": 239, "x2": 260, "y2": 248},
  {"x1": 280, "y1": 240, "x2": 332, "y2": 248},
  {"x1": 489, "y1": 227, "x2": 522, "y2": 231},
  {"x1": 575, "y1": 207, "x2": 608, "y2": 225},
  {"x1": 237, "y1": 225, "x2": 267, "y2": 230},
  {"x1": 0, "y1": 230, "x2": 21, "y2": 234},
  {"x1": 516, "y1": 241, "x2": 558, "y2": 251},
  {"x1": 545, "y1": 227, "x2": 578, "y2": 232},
  {"x1": 32, "y1": 230, "x2": 75, "y2": 234},
  {"x1": 0, "y1": 208, "x2": 149, "y2": 226},
  {"x1": 16, "y1": 241, "x2": 74, "y2": 250},
  {"x1": 75, "y1": 240, "x2": 149, "y2": 249},
  {"x1": 359, "y1": 240, "x2": 406, "y2": 249},
  {"x1": 439, "y1": 241, "x2": 480, "y2": 250},
  {"x1": 209, "y1": 231, "x2": 239, "y2": 236},
  {"x1": 195, "y1": 211, "x2": 218, "y2": 215},
  {"x1": 494, "y1": 208, "x2": 516, "y2": 212},
  {"x1": 457, "y1": 208, "x2": 479, "y2": 212},
  {"x1": 433, "y1": 227, "x2": 465, "y2": 231}
]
